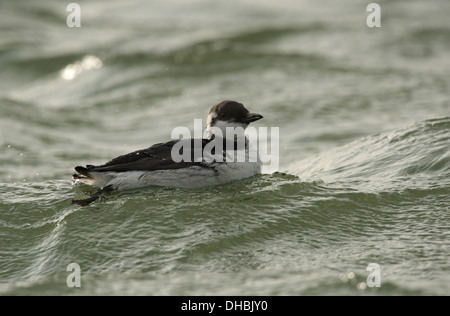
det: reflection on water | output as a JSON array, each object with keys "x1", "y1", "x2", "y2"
[{"x1": 60, "y1": 55, "x2": 103, "y2": 81}]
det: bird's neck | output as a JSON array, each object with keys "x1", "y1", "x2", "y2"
[{"x1": 206, "y1": 123, "x2": 247, "y2": 141}]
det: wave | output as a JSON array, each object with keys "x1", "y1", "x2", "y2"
[{"x1": 285, "y1": 117, "x2": 450, "y2": 193}]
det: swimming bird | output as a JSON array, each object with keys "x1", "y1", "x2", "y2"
[{"x1": 72, "y1": 100, "x2": 263, "y2": 205}]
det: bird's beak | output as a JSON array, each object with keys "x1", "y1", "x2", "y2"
[{"x1": 244, "y1": 112, "x2": 263, "y2": 123}]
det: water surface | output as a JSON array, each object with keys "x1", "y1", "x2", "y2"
[{"x1": 0, "y1": 0, "x2": 449, "y2": 295}]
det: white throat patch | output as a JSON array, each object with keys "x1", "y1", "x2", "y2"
[{"x1": 207, "y1": 114, "x2": 249, "y2": 139}]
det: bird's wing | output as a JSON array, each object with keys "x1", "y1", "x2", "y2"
[{"x1": 74, "y1": 139, "x2": 212, "y2": 176}]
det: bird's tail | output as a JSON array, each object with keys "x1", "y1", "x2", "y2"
[{"x1": 74, "y1": 166, "x2": 93, "y2": 178}]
